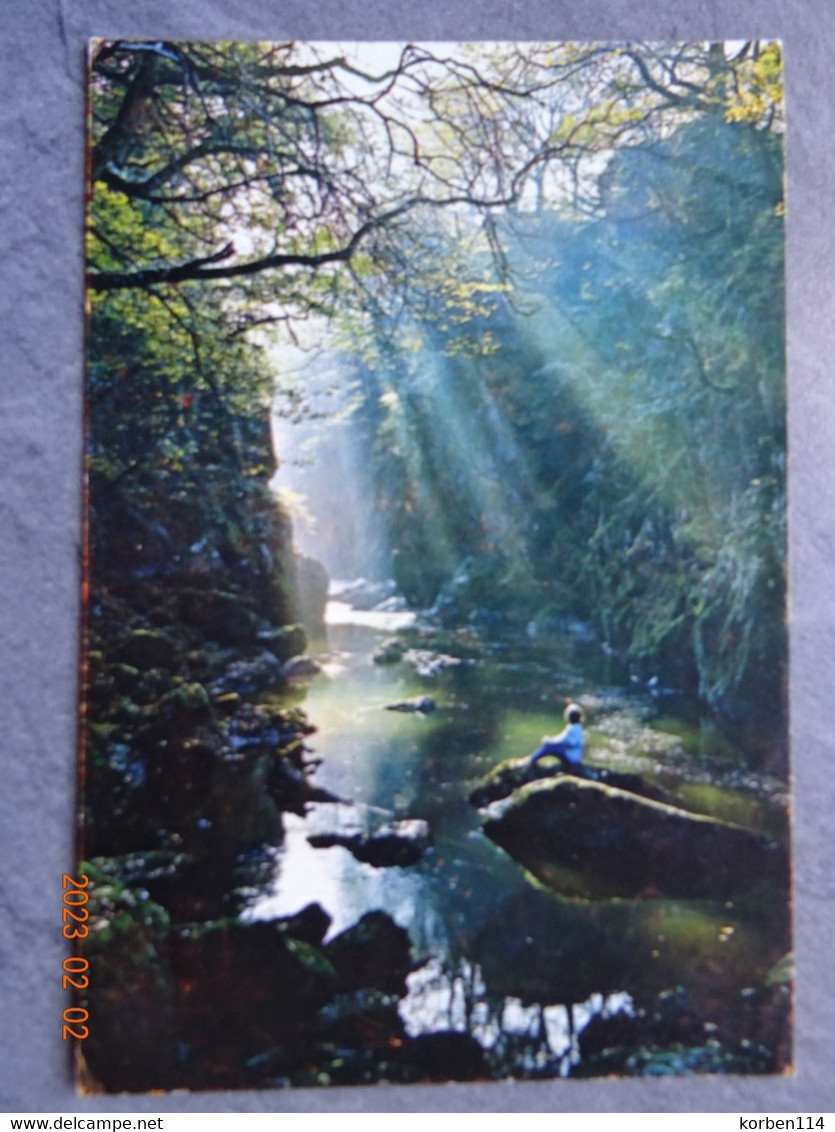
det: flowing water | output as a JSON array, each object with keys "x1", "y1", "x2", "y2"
[{"x1": 248, "y1": 597, "x2": 790, "y2": 1075}]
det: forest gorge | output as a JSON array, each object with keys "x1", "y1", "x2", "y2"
[{"x1": 81, "y1": 41, "x2": 789, "y2": 1090}]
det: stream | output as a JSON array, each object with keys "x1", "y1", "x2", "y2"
[{"x1": 247, "y1": 594, "x2": 791, "y2": 1077}]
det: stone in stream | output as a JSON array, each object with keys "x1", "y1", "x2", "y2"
[
  {"x1": 385, "y1": 695, "x2": 436, "y2": 714},
  {"x1": 257, "y1": 622, "x2": 308, "y2": 662},
  {"x1": 281, "y1": 654, "x2": 323, "y2": 679},
  {"x1": 481, "y1": 776, "x2": 787, "y2": 901},
  {"x1": 469, "y1": 754, "x2": 676, "y2": 810},
  {"x1": 116, "y1": 628, "x2": 178, "y2": 672},
  {"x1": 308, "y1": 818, "x2": 431, "y2": 868}
]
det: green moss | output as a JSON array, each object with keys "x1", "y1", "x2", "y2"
[
  {"x1": 672, "y1": 782, "x2": 779, "y2": 836},
  {"x1": 652, "y1": 716, "x2": 704, "y2": 755}
]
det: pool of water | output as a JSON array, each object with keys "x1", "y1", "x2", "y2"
[{"x1": 247, "y1": 603, "x2": 790, "y2": 1072}]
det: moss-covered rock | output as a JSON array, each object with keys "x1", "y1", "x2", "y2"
[
  {"x1": 151, "y1": 682, "x2": 214, "y2": 735},
  {"x1": 324, "y1": 911, "x2": 415, "y2": 995},
  {"x1": 266, "y1": 753, "x2": 343, "y2": 815},
  {"x1": 482, "y1": 776, "x2": 787, "y2": 901}
]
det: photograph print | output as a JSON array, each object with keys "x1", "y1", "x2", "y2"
[{"x1": 80, "y1": 39, "x2": 791, "y2": 1092}]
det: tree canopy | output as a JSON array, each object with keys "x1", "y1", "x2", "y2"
[{"x1": 86, "y1": 39, "x2": 787, "y2": 762}]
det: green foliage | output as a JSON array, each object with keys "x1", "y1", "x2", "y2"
[
  {"x1": 340, "y1": 107, "x2": 786, "y2": 758},
  {"x1": 87, "y1": 249, "x2": 287, "y2": 617}
]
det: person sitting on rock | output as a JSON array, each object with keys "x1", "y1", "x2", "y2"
[{"x1": 529, "y1": 702, "x2": 585, "y2": 772}]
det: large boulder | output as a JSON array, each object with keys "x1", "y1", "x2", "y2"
[
  {"x1": 469, "y1": 755, "x2": 676, "y2": 810},
  {"x1": 482, "y1": 776, "x2": 787, "y2": 901},
  {"x1": 116, "y1": 628, "x2": 177, "y2": 672},
  {"x1": 177, "y1": 587, "x2": 259, "y2": 647}
]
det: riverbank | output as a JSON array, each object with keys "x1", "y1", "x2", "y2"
[{"x1": 78, "y1": 583, "x2": 791, "y2": 1089}]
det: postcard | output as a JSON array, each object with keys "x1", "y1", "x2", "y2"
[{"x1": 77, "y1": 39, "x2": 790, "y2": 1092}]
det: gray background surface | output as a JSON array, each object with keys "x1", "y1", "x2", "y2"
[{"x1": 2, "y1": 0, "x2": 832, "y2": 1113}]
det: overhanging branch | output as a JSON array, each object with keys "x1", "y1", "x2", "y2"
[{"x1": 87, "y1": 192, "x2": 519, "y2": 291}]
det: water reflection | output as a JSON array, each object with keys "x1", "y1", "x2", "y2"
[
  {"x1": 248, "y1": 599, "x2": 789, "y2": 1070},
  {"x1": 401, "y1": 956, "x2": 635, "y2": 1076}
]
